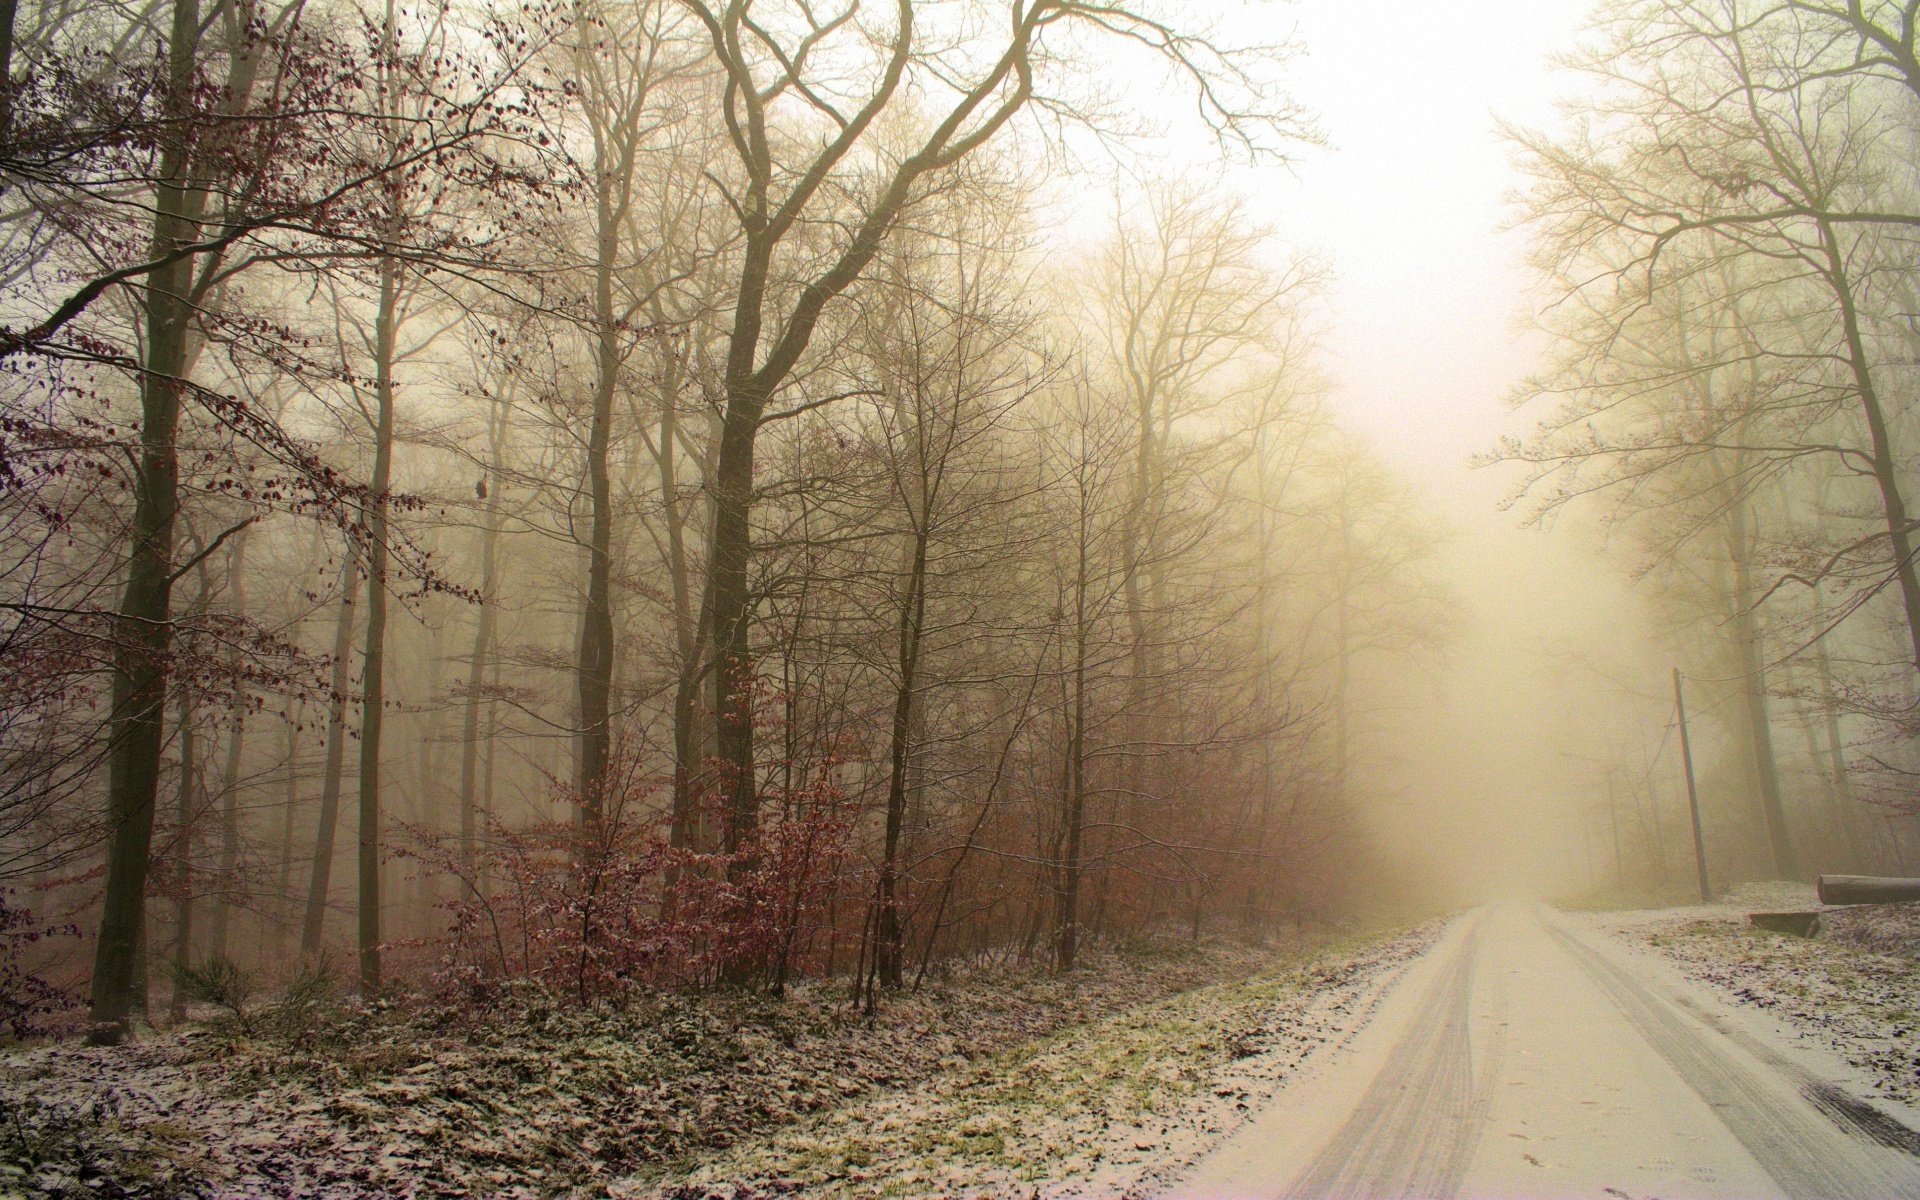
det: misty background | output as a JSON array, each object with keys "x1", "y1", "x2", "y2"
[{"x1": 5, "y1": 0, "x2": 1916, "y2": 1047}]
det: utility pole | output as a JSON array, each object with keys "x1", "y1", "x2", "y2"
[{"x1": 1673, "y1": 668, "x2": 1711, "y2": 903}]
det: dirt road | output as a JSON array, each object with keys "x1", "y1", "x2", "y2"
[{"x1": 1171, "y1": 901, "x2": 1920, "y2": 1199}]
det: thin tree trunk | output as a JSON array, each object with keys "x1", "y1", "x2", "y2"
[
  {"x1": 208, "y1": 526, "x2": 250, "y2": 959},
  {"x1": 1808, "y1": 584, "x2": 1873, "y2": 867},
  {"x1": 657, "y1": 344, "x2": 706, "y2": 858},
  {"x1": 914, "y1": 652, "x2": 1049, "y2": 990},
  {"x1": 1726, "y1": 496, "x2": 1796, "y2": 878},
  {"x1": 480, "y1": 652, "x2": 501, "y2": 901},
  {"x1": 302, "y1": 551, "x2": 358, "y2": 957},
  {"x1": 459, "y1": 438, "x2": 503, "y2": 887},
  {"x1": 1331, "y1": 482, "x2": 1354, "y2": 813},
  {"x1": 169, "y1": 688, "x2": 197, "y2": 1020},
  {"x1": 575, "y1": 161, "x2": 619, "y2": 834},
  {"x1": 875, "y1": 526, "x2": 929, "y2": 990},
  {"x1": 355, "y1": 249, "x2": 400, "y2": 995},
  {"x1": 274, "y1": 712, "x2": 299, "y2": 954},
  {"x1": 1054, "y1": 539, "x2": 1090, "y2": 974}
]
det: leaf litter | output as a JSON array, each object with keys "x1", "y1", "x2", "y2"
[{"x1": 0, "y1": 924, "x2": 1437, "y2": 1199}]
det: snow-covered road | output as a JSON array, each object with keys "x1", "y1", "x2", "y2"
[{"x1": 1170, "y1": 901, "x2": 1920, "y2": 1199}]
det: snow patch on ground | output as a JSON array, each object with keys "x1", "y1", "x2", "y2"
[
  {"x1": 1597, "y1": 883, "x2": 1920, "y2": 1107},
  {"x1": 0, "y1": 928, "x2": 1424, "y2": 1198},
  {"x1": 621, "y1": 925, "x2": 1442, "y2": 1199}
]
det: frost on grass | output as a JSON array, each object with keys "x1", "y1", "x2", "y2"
[
  {"x1": 1607, "y1": 886, "x2": 1920, "y2": 1107},
  {"x1": 625, "y1": 925, "x2": 1441, "y2": 1200},
  {"x1": 0, "y1": 929, "x2": 1421, "y2": 1199}
]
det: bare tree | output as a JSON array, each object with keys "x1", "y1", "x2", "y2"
[{"x1": 677, "y1": 0, "x2": 1299, "y2": 878}]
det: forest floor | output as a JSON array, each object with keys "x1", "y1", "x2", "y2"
[
  {"x1": 624, "y1": 926, "x2": 1439, "y2": 1199},
  {"x1": 0, "y1": 923, "x2": 1438, "y2": 1199},
  {"x1": 1597, "y1": 881, "x2": 1920, "y2": 1107}
]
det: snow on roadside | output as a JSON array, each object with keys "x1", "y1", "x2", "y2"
[
  {"x1": 1596, "y1": 884, "x2": 1920, "y2": 1107},
  {"x1": 0, "y1": 928, "x2": 1412, "y2": 1199},
  {"x1": 619, "y1": 924, "x2": 1442, "y2": 1200}
]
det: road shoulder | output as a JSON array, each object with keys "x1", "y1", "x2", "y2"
[
  {"x1": 617, "y1": 924, "x2": 1443, "y2": 1199},
  {"x1": 1592, "y1": 885, "x2": 1920, "y2": 1115}
]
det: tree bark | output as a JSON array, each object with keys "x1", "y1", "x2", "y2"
[
  {"x1": 575, "y1": 159, "x2": 619, "y2": 833},
  {"x1": 167, "y1": 688, "x2": 197, "y2": 1020},
  {"x1": 459, "y1": 407, "x2": 504, "y2": 887},
  {"x1": 354, "y1": 249, "x2": 400, "y2": 995},
  {"x1": 1726, "y1": 493, "x2": 1797, "y2": 878},
  {"x1": 707, "y1": 376, "x2": 765, "y2": 863},
  {"x1": 875, "y1": 521, "x2": 929, "y2": 989},
  {"x1": 208, "y1": 525, "x2": 250, "y2": 959},
  {"x1": 1807, "y1": 586, "x2": 1873, "y2": 865},
  {"x1": 693, "y1": 0, "x2": 1057, "y2": 866},
  {"x1": 273, "y1": 711, "x2": 299, "y2": 954},
  {"x1": 86, "y1": 0, "x2": 202, "y2": 1044},
  {"x1": 301, "y1": 550, "x2": 358, "y2": 957},
  {"x1": 1054, "y1": 533, "x2": 1090, "y2": 974},
  {"x1": 481, "y1": 652, "x2": 501, "y2": 900},
  {"x1": 655, "y1": 339, "x2": 706, "y2": 858},
  {"x1": 1817, "y1": 874, "x2": 1920, "y2": 905}
]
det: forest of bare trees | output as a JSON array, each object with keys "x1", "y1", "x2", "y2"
[
  {"x1": 1501, "y1": 0, "x2": 1920, "y2": 887},
  {"x1": 14, "y1": 0, "x2": 1919, "y2": 1072},
  {"x1": 0, "y1": 0, "x2": 1455, "y2": 1044},
  {"x1": 16, "y1": 4, "x2": 1920, "y2": 1197}
]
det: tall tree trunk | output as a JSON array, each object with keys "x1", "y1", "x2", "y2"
[
  {"x1": 1808, "y1": 585, "x2": 1873, "y2": 867},
  {"x1": 1726, "y1": 496, "x2": 1796, "y2": 878},
  {"x1": 0, "y1": 0, "x2": 18, "y2": 138},
  {"x1": 168, "y1": 689, "x2": 197, "y2": 1020},
  {"x1": 575, "y1": 164, "x2": 619, "y2": 835},
  {"x1": 208, "y1": 526, "x2": 250, "y2": 959},
  {"x1": 654, "y1": 341, "x2": 705, "y2": 858},
  {"x1": 355, "y1": 250, "x2": 400, "y2": 995},
  {"x1": 273, "y1": 711, "x2": 299, "y2": 954},
  {"x1": 1054, "y1": 538, "x2": 1090, "y2": 974},
  {"x1": 481, "y1": 652, "x2": 500, "y2": 900},
  {"x1": 405, "y1": 609, "x2": 445, "y2": 936},
  {"x1": 86, "y1": 0, "x2": 202, "y2": 1044},
  {"x1": 302, "y1": 551, "x2": 358, "y2": 957},
  {"x1": 459, "y1": 412, "x2": 504, "y2": 887},
  {"x1": 875, "y1": 525, "x2": 929, "y2": 990},
  {"x1": 707, "y1": 379, "x2": 766, "y2": 865}
]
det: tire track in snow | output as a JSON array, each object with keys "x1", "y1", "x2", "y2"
[
  {"x1": 1546, "y1": 914, "x2": 1920, "y2": 1200},
  {"x1": 1654, "y1": 977, "x2": 1920, "y2": 1158},
  {"x1": 1281, "y1": 912, "x2": 1499, "y2": 1200}
]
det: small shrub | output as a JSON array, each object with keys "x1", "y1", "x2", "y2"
[
  {"x1": 175, "y1": 953, "x2": 341, "y2": 1046},
  {"x1": 424, "y1": 753, "x2": 857, "y2": 1008},
  {"x1": 176, "y1": 953, "x2": 258, "y2": 1036},
  {"x1": 266, "y1": 954, "x2": 342, "y2": 1047}
]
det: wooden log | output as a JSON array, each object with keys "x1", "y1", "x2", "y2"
[
  {"x1": 1815, "y1": 875, "x2": 1920, "y2": 906},
  {"x1": 1749, "y1": 911, "x2": 1821, "y2": 938}
]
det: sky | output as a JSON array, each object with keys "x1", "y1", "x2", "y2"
[
  {"x1": 1223, "y1": 0, "x2": 1683, "y2": 899},
  {"x1": 1274, "y1": 0, "x2": 1581, "y2": 488}
]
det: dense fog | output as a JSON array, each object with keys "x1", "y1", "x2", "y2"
[{"x1": 2, "y1": 0, "x2": 1917, "y2": 1048}]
